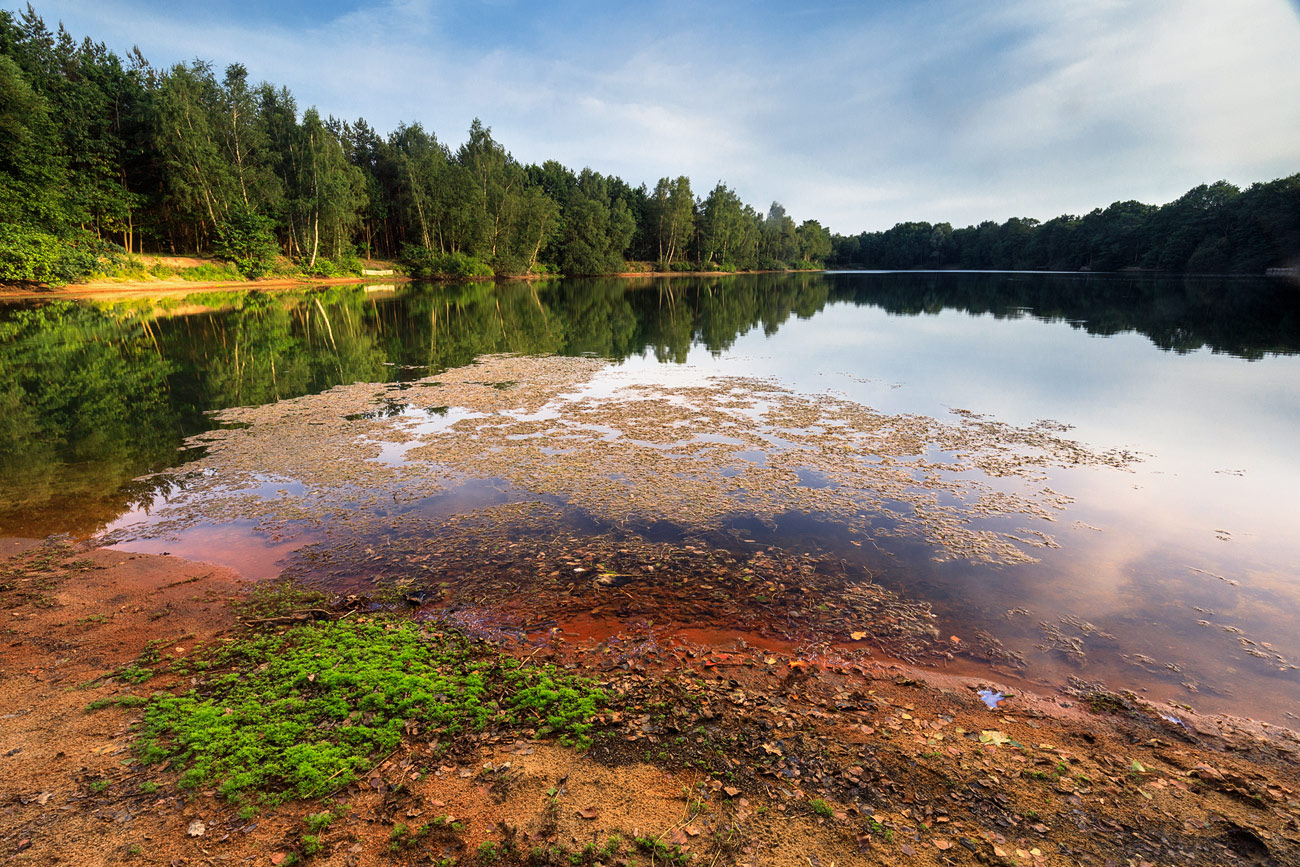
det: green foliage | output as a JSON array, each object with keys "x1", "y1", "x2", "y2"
[
  {"x1": 11, "y1": 10, "x2": 1291, "y2": 282},
  {"x1": 214, "y1": 207, "x2": 280, "y2": 277},
  {"x1": 634, "y1": 836, "x2": 689, "y2": 866},
  {"x1": 137, "y1": 618, "x2": 605, "y2": 804},
  {"x1": 830, "y1": 175, "x2": 1300, "y2": 274},
  {"x1": 298, "y1": 250, "x2": 363, "y2": 278},
  {"x1": 234, "y1": 580, "x2": 328, "y2": 620},
  {"x1": 0, "y1": 225, "x2": 118, "y2": 285},
  {"x1": 86, "y1": 694, "x2": 148, "y2": 711},
  {"x1": 0, "y1": 224, "x2": 66, "y2": 283},
  {"x1": 176, "y1": 262, "x2": 244, "y2": 282},
  {"x1": 401, "y1": 245, "x2": 494, "y2": 279}
]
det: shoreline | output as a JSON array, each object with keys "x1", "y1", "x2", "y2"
[
  {"x1": 0, "y1": 274, "x2": 415, "y2": 302},
  {"x1": 0, "y1": 269, "x2": 822, "y2": 303},
  {"x1": 2, "y1": 537, "x2": 1298, "y2": 865}
]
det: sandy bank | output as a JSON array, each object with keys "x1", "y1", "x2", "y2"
[{"x1": 0, "y1": 274, "x2": 414, "y2": 303}]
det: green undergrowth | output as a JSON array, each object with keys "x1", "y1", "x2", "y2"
[{"x1": 137, "y1": 617, "x2": 606, "y2": 805}]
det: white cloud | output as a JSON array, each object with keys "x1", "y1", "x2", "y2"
[{"x1": 25, "y1": 0, "x2": 1300, "y2": 233}]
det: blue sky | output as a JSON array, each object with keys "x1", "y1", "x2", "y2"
[{"x1": 19, "y1": 0, "x2": 1300, "y2": 233}]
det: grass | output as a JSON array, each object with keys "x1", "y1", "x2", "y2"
[{"x1": 136, "y1": 617, "x2": 606, "y2": 805}]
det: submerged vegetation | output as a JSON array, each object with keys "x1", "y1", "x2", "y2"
[{"x1": 134, "y1": 617, "x2": 606, "y2": 804}]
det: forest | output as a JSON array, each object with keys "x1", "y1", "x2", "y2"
[
  {"x1": 828, "y1": 178, "x2": 1300, "y2": 274},
  {"x1": 0, "y1": 7, "x2": 831, "y2": 284},
  {"x1": 2, "y1": 5, "x2": 1297, "y2": 286}
]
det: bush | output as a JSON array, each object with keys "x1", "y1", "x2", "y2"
[
  {"x1": 214, "y1": 208, "x2": 279, "y2": 278},
  {"x1": 401, "y1": 246, "x2": 493, "y2": 279},
  {"x1": 298, "y1": 248, "x2": 363, "y2": 278},
  {"x1": 0, "y1": 225, "x2": 119, "y2": 285}
]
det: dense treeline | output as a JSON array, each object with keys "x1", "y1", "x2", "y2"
[
  {"x1": 0, "y1": 6, "x2": 831, "y2": 283},
  {"x1": 829, "y1": 178, "x2": 1300, "y2": 274}
]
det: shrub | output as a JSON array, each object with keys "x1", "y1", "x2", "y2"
[
  {"x1": 0, "y1": 225, "x2": 119, "y2": 285},
  {"x1": 401, "y1": 245, "x2": 493, "y2": 279},
  {"x1": 214, "y1": 208, "x2": 280, "y2": 278}
]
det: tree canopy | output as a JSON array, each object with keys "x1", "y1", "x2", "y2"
[
  {"x1": 0, "y1": 6, "x2": 1295, "y2": 283},
  {"x1": 0, "y1": 6, "x2": 830, "y2": 283},
  {"x1": 828, "y1": 179, "x2": 1300, "y2": 275}
]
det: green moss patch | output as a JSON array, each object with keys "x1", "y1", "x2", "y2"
[{"x1": 137, "y1": 618, "x2": 605, "y2": 804}]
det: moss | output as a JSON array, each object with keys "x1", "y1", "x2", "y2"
[
  {"x1": 233, "y1": 580, "x2": 328, "y2": 620},
  {"x1": 86, "y1": 694, "x2": 148, "y2": 712},
  {"x1": 137, "y1": 617, "x2": 605, "y2": 804}
]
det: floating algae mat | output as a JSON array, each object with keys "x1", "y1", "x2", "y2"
[{"x1": 109, "y1": 354, "x2": 1134, "y2": 571}]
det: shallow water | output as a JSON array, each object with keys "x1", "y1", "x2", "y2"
[{"x1": 3, "y1": 272, "x2": 1299, "y2": 723}]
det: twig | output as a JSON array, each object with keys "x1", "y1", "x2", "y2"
[{"x1": 238, "y1": 608, "x2": 334, "y2": 626}]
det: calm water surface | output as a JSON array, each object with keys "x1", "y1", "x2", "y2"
[{"x1": 3, "y1": 272, "x2": 1298, "y2": 722}]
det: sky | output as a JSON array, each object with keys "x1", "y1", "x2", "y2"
[{"x1": 17, "y1": 0, "x2": 1300, "y2": 233}]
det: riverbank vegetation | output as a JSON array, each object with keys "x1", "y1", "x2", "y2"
[{"x1": 0, "y1": 7, "x2": 831, "y2": 286}]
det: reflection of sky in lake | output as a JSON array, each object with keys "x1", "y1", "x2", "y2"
[
  {"x1": 613, "y1": 300, "x2": 1300, "y2": 542},
  {"x1": 598, "y1": 298, "x2": 1300, "y2": 720}
]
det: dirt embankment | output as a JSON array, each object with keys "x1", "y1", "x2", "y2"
[
  {"x1": 0, "y1": 275, "x2": 412, "y2": 303},
  {"x1": 1, "y1": 538, "x2": 1298, "y2": 866},
  {"x1": 0, "y1": 265, "x2": 822, "y2": 303}
]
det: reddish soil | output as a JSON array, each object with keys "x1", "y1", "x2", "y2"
[{"x1": 2, "y1": 538, "x2": 1299, "y2": 866}]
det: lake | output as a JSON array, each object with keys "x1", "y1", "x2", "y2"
[{"x1": 3, "y1": 271, "x2": 1299, "y2": 724}]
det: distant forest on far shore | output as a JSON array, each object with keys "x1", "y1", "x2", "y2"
[
  {"x1": 828, "y1": 177, "x2": 1300, "y2": 275},
  {"x1": 1, "y1": 5, "x2": 1297, "y2": 286}
]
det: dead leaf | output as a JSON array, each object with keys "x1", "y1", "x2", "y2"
[
  {"x1": 270, "y1": 854, "x2": 286, "y2": 865},
  {"x1": 850, "y1": 631, "x2": 867, "y2": 641},
  {"x1": 576, "y1": 806, "x2": 599, "y2": 820},
  {"x1": 933, "y1": 839, "x2": 951, "y2": 850},
  {"x1": 187, "y1": 820, "x2": 206, "y2": 837}
]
